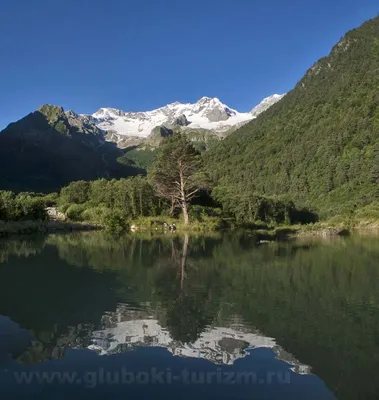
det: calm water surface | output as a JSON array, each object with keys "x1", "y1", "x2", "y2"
[{"x1": 0, "y1": 232, "x2": 379, "y2": 399}]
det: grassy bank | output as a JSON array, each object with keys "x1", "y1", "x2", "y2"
[
  {"x1": 250, "y1": 204, "x2": 379, "y2": 240},
  {"x1": 243, "y1": 222, "x2": 352, "y2": 242},
  {"x1": 128, "y1": 214, "x2": 379, "y2": 239},
  {"x1": 129, "y1": 215, "x2": 230, "y2": 233}
]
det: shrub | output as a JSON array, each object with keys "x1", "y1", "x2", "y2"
[
  {"x1": 0, "y1": 191, "x2": 17, "y2": 220},
  {"x1": 189, "y1": 205, "x2": 222, "y2": 222},
  {"x1": 0, "y1": 191, "x2": 47, "y2": 221},
  {"x1": 101, "y1": 210, "x2": 129, "y2": 234},
  {"x1": 81, "y1": 206, "x2": 109, "y2": 223},
  {"x1": 16, "y1": 196, "x2": 47, "y2": 221},
  {"x1": 66, "y1": 204, "x2": 87, "y2": 221},
  {"x1": 58, "y1": 203, "x2": 71, "y2": 214},
  {"x1": 40, "y1": 192, "x2": 59, "y2": 207}
]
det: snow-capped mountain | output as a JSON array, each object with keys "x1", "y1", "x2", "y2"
[
  {"x1": 87, "y1": 304, "x2": 311, "y2": 374},
  {"x1": 250, "y1": 94, "x2": 285, "y2": 117},
  {"x1": 77, "y1": 94, "x2": 285, "y2": 147},
  {"x1": 88, "y1": 97, "x2": 252, "y2": 138}
]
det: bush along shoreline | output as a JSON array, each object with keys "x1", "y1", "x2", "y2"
[{"x1": 0, "y1": 191, "x2": 101, "y2": 237}]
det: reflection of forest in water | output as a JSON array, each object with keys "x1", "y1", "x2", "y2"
[{"x1": 1, "y1": 232, "x2": 379, "y2": 399}]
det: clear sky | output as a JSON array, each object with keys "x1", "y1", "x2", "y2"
[{"x1": 0, "y1": 0, "x2": 378, "y2": 129}]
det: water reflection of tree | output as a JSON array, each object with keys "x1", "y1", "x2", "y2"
[
  {"x1": 0, "y1": 236, "x2": 45, "y2": 263},
  {"x1": 153, "y1": 234, "x2": 221, "y2": 343}
]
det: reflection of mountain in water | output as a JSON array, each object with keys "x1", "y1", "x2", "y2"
[{"x1": 88, "y1": 304, "x2": 311, "y2": 374}]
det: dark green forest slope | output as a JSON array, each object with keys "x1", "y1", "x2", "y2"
[
  {"x1": 206, "y1": 16, "x2": 379, "y2": 218},
  {"x1": 0, "y1": 105, "x2": 140, "y2": 192}
]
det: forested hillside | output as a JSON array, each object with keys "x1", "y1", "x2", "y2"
[
  {"x1": 206, "y1": 17, "x2": 379, "y2": 218},
  {"x1": 0, "y1": 105, "x2": 141, "y2": 192}
]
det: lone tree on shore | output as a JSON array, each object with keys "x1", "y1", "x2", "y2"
[{"x1": 149, "y1": 133, "x2": 207, "y2": 225}]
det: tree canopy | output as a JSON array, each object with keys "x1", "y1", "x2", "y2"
[{"x1": 149, "y1": 133, "x2": 208, "y2": 224}]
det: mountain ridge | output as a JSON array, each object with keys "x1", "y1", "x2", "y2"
[
  {"x1": 80, "y1": 94, "x2": 285, "y2": 147},
  {"x1": 0, "y1": 105, "x2": 141, "y2": 192}
]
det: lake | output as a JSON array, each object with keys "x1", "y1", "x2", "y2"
[{"x1": 0, "y1": 231, "x2": 378, "y2": 399}]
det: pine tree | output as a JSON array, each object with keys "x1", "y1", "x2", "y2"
[{"x1": 149, "y1": 133, "x2": 208, "y2": 225}]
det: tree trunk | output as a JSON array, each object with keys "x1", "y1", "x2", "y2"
[
  {"x1": 139, "y1": 189, "x2": 143, "y2": 216},
  {"x1": 179, "y1": 164, "x2": 190, "y2": 225},
  {"x1": 170, "y1": 198, "x2": 175, "y2": 216},
  {"x1": 180, "y1": 234, "x2": 189, "y2": 290},
  {"x1": 182, "y1": 202, "x2": 189, "y2": 225}
]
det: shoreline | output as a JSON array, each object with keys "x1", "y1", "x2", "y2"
[
  {"x1": 0, "y1": 220, "x2": 102, "y2": 238},
  {"x1": 1, "y1": 219, "x2": 379, "y2": 240},
  {"x1": 250, "y1": 224, "x2": 379, "y2": 242}
]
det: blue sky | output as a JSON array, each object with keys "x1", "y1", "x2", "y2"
[{"x1": 0, "y1": 0, "x2": 378, "y2": 129}]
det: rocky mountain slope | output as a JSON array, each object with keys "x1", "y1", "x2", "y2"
[{"x1": 0, "y1": 105, "x2": 141, "y2": 192}]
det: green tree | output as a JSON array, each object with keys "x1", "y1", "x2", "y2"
[
  {"x1": 60, "y1": 181, "x2": 90, "y2": 204},
  {"x1": 90, "y1": 179, "x2": 111, "y2": 206},
  {"x1": 15, "y1": 194, "x2": 47, "y2": 221},
  {"x1": 0, "y1": 191, "x2": 17, "y2": 220},
  {"x1": 149, "y1": 133, "x2": 208, "y2": 225},
  {"x1": 0, "y1": 191, "x2": 47, "y2": 221}
]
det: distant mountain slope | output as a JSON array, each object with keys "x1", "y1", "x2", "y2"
[
  {"x1": 0, "y1": 105, "x2": 140, "y2": 192},
  {"x1": 206, "y1": 16, "x2": 379, "y2": 217}
]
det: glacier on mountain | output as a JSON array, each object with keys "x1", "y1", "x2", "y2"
[
  {"x1": 250, "y1": 94, "x2": 285, "y2": 117},
  {"x1": 78, "y1": 94, "x2": 285, "y2": 146}
]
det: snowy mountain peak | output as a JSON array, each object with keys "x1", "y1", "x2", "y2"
[
  {"x1": 93, "y1": 107, "x2": 126, "y2": 118},
  {"x1": 197, "y1": 96, "x2": 221, "y2": 104},
  {"x1": 81, "y1": 94, "x2": 282, "y2": 147},
  {"x1": 250, "y1": 94, "x2": 285, "y2": 117}
]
